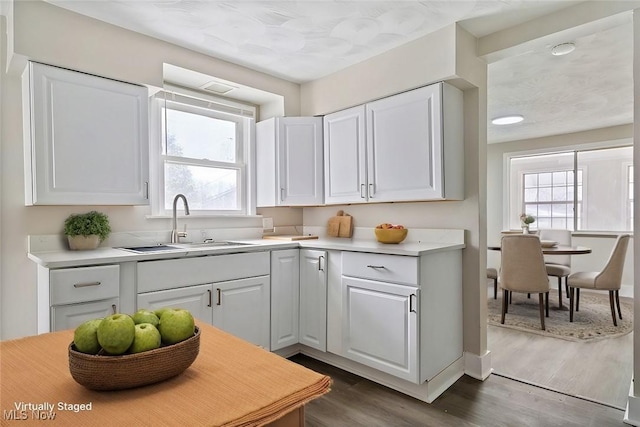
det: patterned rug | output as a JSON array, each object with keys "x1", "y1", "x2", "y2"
[{"x1": 487, "y1": 290, "x2": 633, "y2": 342}]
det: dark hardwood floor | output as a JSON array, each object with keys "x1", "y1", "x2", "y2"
[{"x1": 290, "y1": 354, "x2": 626, "y2": 427}]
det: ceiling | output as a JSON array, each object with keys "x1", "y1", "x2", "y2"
[{"x1": 44, "y1": 0, "x2": 634, "y2": 144}]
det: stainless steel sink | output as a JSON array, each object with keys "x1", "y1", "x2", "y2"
[
  {"x1": 118, "y1": 244, "x2": 182, "y2": 253},
  {"x1": 118, "y1": 241, "x2": 250, "y2": 253}
]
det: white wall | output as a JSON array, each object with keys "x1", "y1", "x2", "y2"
[{"x1": 0, "y1": 1, "x2": 302, "y2": 340}]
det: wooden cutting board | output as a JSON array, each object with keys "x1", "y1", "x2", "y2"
[
  {"x1": 262, "y1": 235, "x2": 319, "y2": 241},
  {"x1": 327, "y1": 210, "x2": 353, "y2": 238}
]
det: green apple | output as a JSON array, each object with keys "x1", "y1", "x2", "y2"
[
  {"x1": 73, "y1": 318, "x2": 103, "y2": 354},
  {"x1": 97, "y1": 313, "x2": 136, "y2": 355},
  {"x1": 129, "y1": 323, "x2": 161, "y2": 353},
  {"x1": 158, "y1": 309, "x2": 195, "y2": 345},
  {"x1": 154, "y1": 307, "x2": 174, "y2": 320},
  {"x1": 132, "y1": 309, "x2": 159, "y2": 327}
]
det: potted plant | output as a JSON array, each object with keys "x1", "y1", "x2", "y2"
[
  {"x1": 520, "y1": 213, "x2": 536, "y2": 234},
  {"x1": 64, "y1": 211, "x2": 111, "y2": 250}
]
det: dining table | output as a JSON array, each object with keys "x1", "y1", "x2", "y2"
[{"x1": 488, "y1": 243, "x2": 592, "y2": 309}]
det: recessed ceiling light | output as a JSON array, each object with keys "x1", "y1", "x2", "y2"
[
  {"x1": 551, "y1": 42, "x2": 576, "y2": 56},
  {"x1": 492, "y1": 115, "x2": 524, "y2": 125}
]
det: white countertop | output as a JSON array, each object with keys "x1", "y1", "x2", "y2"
[{"x1": 28, "y1": 235, "x2": 465, "y2": 269}]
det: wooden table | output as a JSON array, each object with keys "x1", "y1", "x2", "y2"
[{"x1": 0, "y1": 323, "x2": 331, "y2": 426}]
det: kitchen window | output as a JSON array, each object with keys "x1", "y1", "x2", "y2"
[
  {"x1": 508, "y1": 145, "x2": 633, "y2": 232},
  {"x1": 150, "y1": 87, "x2": 256, "y2": 216}
]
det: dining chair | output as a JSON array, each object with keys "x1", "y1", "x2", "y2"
[
  {"x1": 539, "y1": 229, "x2": 572, "y2": 307},
  {"x1": 567, "y1": 234, "x2": 630, "y2": 326},
  {"x1": 487, "y1": 268, "x2": 498, "y2": 299},
  {"x1": 499, "y1": 234, "x2": 550, "y2": 330}
]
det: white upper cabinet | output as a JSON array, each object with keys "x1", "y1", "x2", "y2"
[
  {"x1": 323, "y1": 82, "x2": 463, "y2": 204},
  {"x1": 23, "y1": 62, "x2": 150, "y2": 205},
  {"x1": 256, "y1": 117, "x2": 323, "y2": 207},
  {"x1": 323, "y1": 106, "x2": 367, "y2": 204}
]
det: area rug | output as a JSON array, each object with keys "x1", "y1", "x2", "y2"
[{"x1": 487, "y1": 291, "x2": 633, "y2": 342}]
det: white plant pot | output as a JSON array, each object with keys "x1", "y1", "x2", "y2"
[{"x1": 67, "y1": 235, "x2": 100, "y2": 250}]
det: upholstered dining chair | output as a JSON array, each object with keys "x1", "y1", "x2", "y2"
[
  {"x1": 499, "y1": 234, "x2": 550, "y2": 330},
  {"x1": 539, "y1": 229, "x2": 572, "y2": 307},
  {"x1": 487, "y1": 268, "x2": 498, "y2": 299},
  {"x1": 567, "y1": 234, "x2": 630, "y2": 326}
]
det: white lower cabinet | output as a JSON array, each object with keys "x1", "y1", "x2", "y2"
[
  {"x1": 212, "y1": 276, "x2": 271, "y2": 349},
  {"x1": 339, "y1": 250, "x2": 462, "y2": 384},
  {"x1": 38, "y1": 264, "x2": 121, "y2": 333},
  {"x1": 136, "y1": 252, "x2": 271, "y2": 349},
  {"x1": 137, "y1": 284, "x2": 212, "y2": 324},
  {"x1": 270, "y1": 249, "x2": 300, "y2": 351},
  {"x1": 51, "y1": 297, "x2": 119, "y2": 332},
  {"x1": 299, "y1": 249, "x2": 327, "y2": 351},
  {"x1": 341, "y1": 277, "x2": 418, "y2": 382}
]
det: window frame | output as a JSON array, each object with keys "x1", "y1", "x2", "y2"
[
  {"x1": 504, "y1": 142, "x2": 633, "y2": 233},
  {"x1": 149, "y1": 87, "x2": 256, "y2": 217}
]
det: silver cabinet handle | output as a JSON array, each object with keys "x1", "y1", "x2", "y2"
[
  {"x1": 216, "y1": 288, "x2": 221, "y2": 306},
  {"x1": 207, "y1": 289, "x2": 212, "y2": 307},
  {"x1": 319, "y1": 255, "x2": 325, "y2": 272},
  {"x1": 280, "y1": 188, "x2": 285, "y2": 202},
  {"x1": 73, "y1": 281, "x2": 101, "y2": 288},
  {"x1": 367, "y1": 265, "x2": 385, "y2": 269},
  {"x1": 360, "y1": 184, "x2": 366, "y2": 198},
  {"x1": 409, "y1": 294, "x2": 417, "y2": 313},
  {"x1": 369, "y1": 183, "x2": 374, "y2": 198},
  {"x1": 111, "y1": 304, "x2": 117, "y2": 314}
]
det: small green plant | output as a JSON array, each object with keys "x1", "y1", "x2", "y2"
[
  {"x1": 520, "y1": 213, "x2": 536, "y2": 225},
  {"x1": 64, "y1": 211, "x2": 111, "y2": 242}
]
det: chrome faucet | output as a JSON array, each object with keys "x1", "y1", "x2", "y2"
[{"x1": 171, "y1": 194, "x2": 190, "y2": 243}]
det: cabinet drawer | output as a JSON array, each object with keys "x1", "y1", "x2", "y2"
[
  {"x1": 342, "y1": 252, "x2": 417, "y2": 285},
  {"x1": 137, "y1": 251, "x2": 270, "y2": 293},
  {"x1": 50, "y1": 265, "x2": 120, "y2": 305},
  {"x1": 51, "y1": 297, "x2": 119, "y2": 332}
]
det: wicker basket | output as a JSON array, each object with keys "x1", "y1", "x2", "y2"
[{"x1": 69, "y1": 326, "x2": 200, "y2": 391}]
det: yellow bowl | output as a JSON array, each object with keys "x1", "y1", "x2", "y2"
[{"x1": 375, "y1": 228, "x2": 408, "y2": 244}]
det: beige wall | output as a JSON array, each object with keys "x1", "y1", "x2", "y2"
[
  {"x1": 0, "y1": 1, "x2": 302, "y2": 340},
  {"x1": 301, "y1": 24, "x2": 488, "y2": 359}
]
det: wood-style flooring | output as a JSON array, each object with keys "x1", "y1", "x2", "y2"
[
  {"x1": 290, "y1": 354, "x2": 627, "y2": 427},
  {"x1": 488, "y1": 323, "x2": 633, "y2": 409}
]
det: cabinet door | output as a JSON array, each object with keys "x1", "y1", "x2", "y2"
[
  {"x1": 323, "y1": 106, "x2": 367, "y2": 204},
  {"x1": 342, "y1": 276, "x2": 419, "y2": 382},
  {"x1": 51, "y1": 297, "x2": 119, "y2": 332},
  {"x1": 137, "y1": 284, "x2": 212, "y2": 325},
  {"x1": 26, "y1": 62, "x2": 149, "y2": 205},
  {"x1": 212, "y1": 276, "x2": 270, "y2": 349},
  {"x1": 300, "y1": 250, "x2": 327, "y2": 351},
  {"x1": 270, "y1": 250, "x2": 300, "y2": 351},
  {"x1": 366, "y1": 84, "x2": 444, "y2": 202},
  {"x1": 278, "y1": 117, "x2": 324, "y2": 205}
]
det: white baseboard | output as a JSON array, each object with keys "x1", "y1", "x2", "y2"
[
  {"x1": 625, "y1": 380, "x2": 640, "y2": 425},
  {"x1": 464, "y1": 350, "x2": 493, "y2": 380}
]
